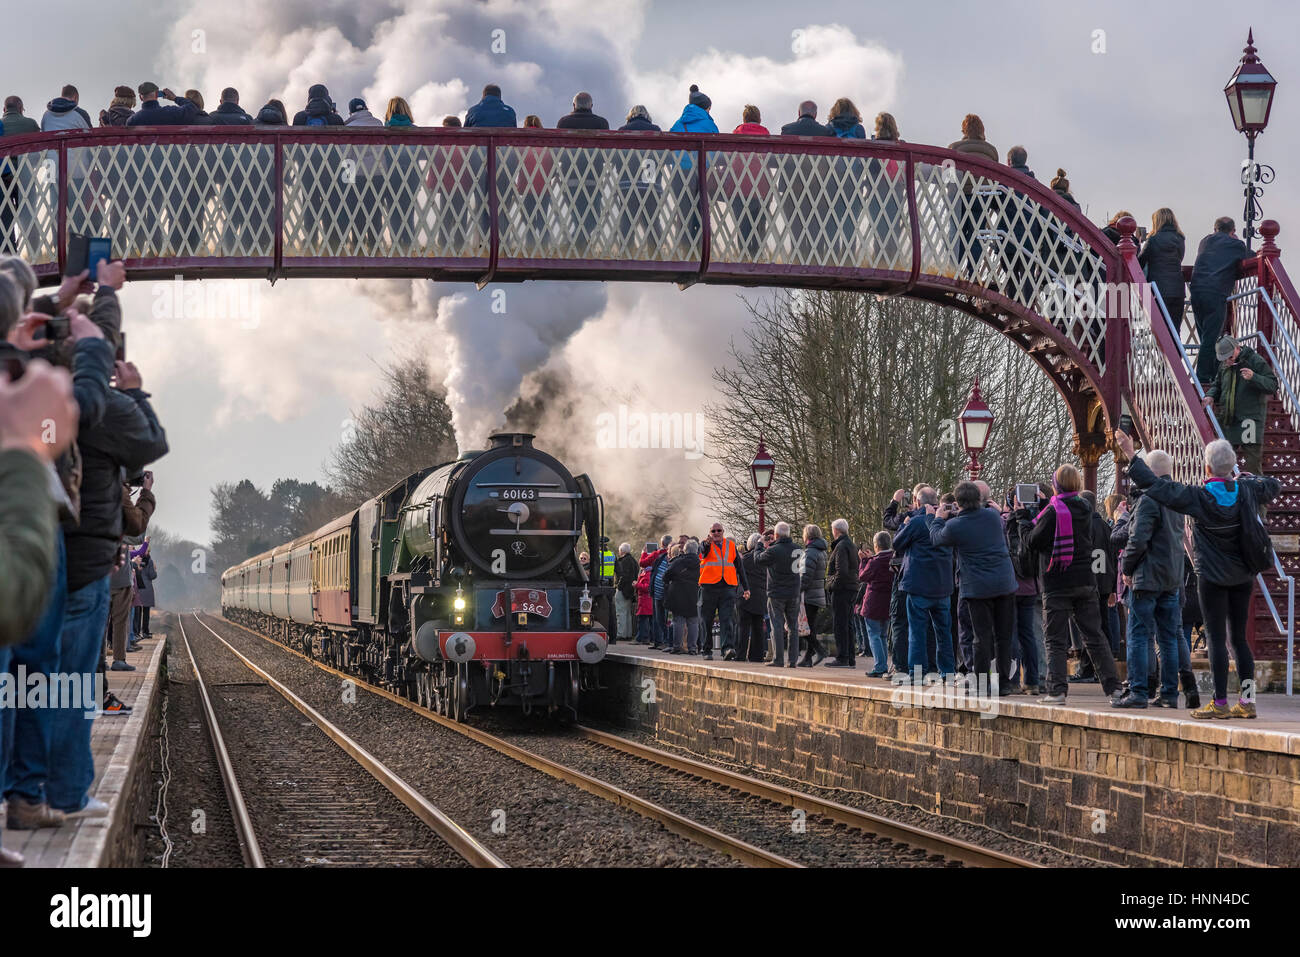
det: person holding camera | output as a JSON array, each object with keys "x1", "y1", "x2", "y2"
[
  {"x1": 1014, "y1": 465, "x2": 1122, "y2": 705},
  {"x1": 1203, "y1": 334, "x2": 1277, "y2": 477},
  {"x1": 894, "y1": 488, "x2": 956, "y2": 680},
  {"x1": 105, "y1": 473, "x2": 155, "y2": 673},
  {"x1": 929, "y1": 482, "x2": 1019, "y2": 694}
]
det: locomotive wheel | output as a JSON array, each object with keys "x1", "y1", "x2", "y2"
[{"x1": 451, "y1": 664, "x2": 470, "y2": 722}]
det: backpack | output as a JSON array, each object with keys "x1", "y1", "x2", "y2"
[
  {"x1": 306, "y1": 115, "x2": 327, "y2": 128},
  {"x1": 1237, "y1": 480, "x2": 1274, "y2": 574},
  {"x1": 1005, "y1": 513, "x2": 1036, "y2": 581}
]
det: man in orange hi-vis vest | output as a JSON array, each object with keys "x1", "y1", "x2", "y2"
[{"x1": 698, "y1": 522, "x2": 750, "y2": 661}]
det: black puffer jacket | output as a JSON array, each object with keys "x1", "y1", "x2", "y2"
[
  {"x1": 757, "y1": 535, "x2": 801, "y2": 601},
  {"x1": 1128, "y1": 454, "x2": 1280, "y2": 586},
  {"x1": 65, "y1": 389, "x2": 168, "y2": 592},
  {"x1": 662, "y1": 553, "x2": 701, "y2": 617},
  {"x1": 208, "y1": 102, "x2": 254, "y2": 126},
  {"x1": 1138, "y1": 224, "x2": 1186, "y2": 302}
]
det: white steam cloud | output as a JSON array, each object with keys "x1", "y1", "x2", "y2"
[{"x1": 152, "y1": 0, "x2": 903, "y2": 534}]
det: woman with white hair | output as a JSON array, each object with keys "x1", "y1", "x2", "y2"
[{"x1": 1115, "y1": 432, "x2": 1281, "y2": 718}]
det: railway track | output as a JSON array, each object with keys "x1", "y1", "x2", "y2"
[
  {"x1": 203, "y1": 612, "x2": 1040, "y2": 868},
  {"x1": 177, "y1": 615, "x2": 505, "y2": 868}
]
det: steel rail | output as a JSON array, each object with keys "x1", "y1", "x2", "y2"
[
  {"x1": 176, "y1": 615, "x2": 265, "y2": 868},
  {"x1": 570, "y1": 725, "x2": 1038, "y2": 869},
  {"x1": 187, "y1": 613, "x2": 507, "y2": 868},
  {"x1": 208, "y1": 612, "x2": 1040, "y2": 868},
  {"x1": 204, "y1": 613, "x2": 796, "y2": 867}
]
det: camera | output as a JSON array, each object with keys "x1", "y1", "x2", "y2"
[{"x1": 36, "y1": 316, "x2": 70, "y2": 341}]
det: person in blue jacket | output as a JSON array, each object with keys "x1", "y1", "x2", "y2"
[
  {"x1": 667, "y1": 85, "x2": 717, "y2": 255},
  {"x1": 928, "y1": 481, "x2": 1019, "y2": 693},
  {"x1": 465, "y1": 84, "x2": 517, "y2": 128},
  {"x1": 893, "y1": 487, "x2": 956, "y2": 679}
]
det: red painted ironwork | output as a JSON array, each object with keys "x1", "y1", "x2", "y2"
[{"x1": 0, "y1": 126, "x2": 1169, "y2": 493}]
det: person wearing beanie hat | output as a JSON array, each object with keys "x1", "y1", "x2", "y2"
[
  {"x1": 666, "y1": 85, "x2": 718, "y2": 253},
  {"x1": 292, "y1": 84, "x2": 344, "y2": 126},
  {"x1": 1204, "y1": 333, "x2": 1277, "y2": 475},
  {"x1": 344, "y1": 96, "x2": 382, "y2": 127}
]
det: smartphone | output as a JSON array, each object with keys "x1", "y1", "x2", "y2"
[
  {"x1": 116, "y1": 331, "x2": 126, "y2": 362},
  {"x1": 65, "y1": 234, "x2": 112, "y2": 279},
  {"x1": 1118, "y1": 413, "x2": 1137, "y2": 438},
  {"x1": 645, "y1": 542, "x2": 657, "y2": 553},
  {"x1": 1015, "y1": 483, "x2": 1039, "y2": 506}
]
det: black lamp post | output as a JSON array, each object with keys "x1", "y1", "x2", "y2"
[
  {"x1": 748, "y1": 437, "x2": 775, "y2": 533},
  {"x1": 1224, "y1": 28, "x2": 1278, "y2": 250}
]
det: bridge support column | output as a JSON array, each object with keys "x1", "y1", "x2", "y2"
[{"x1": 1073, "y1": 430, "x2": 1108, "y2": 494}]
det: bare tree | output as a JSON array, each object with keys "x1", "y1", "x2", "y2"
[
  {"x1": 701, "y1": 290, "x2": 1085, "y2": 539},
  {"x1": 327, "y1": 354, "x2": 458, "y2": 504}
]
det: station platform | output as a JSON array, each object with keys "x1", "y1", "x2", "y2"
[
  {"x1": 589, "y1": 645, "x2": 1300, "y2": 866},
  {"x1": 1, "y1": 622, "x2": 166, "y2": 867}
]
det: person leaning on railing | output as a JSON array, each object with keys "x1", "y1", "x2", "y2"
[
  {"x1": 1203, "y1": 333, "x2": 1277, "y2": 476},
  {"x1": 1114, "y1": 429, "x2": 1280, "y2": 719}
]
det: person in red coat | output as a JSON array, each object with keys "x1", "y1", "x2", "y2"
[
  {"x1": 728, "y1": 105, "x2": 771, "y2": 259},
  {"x1": 634, "y1": 562, "x2": 654, "y2": 644},
  {"x1": 858, "y1": 532, "x2": 895, "y2": 676}
]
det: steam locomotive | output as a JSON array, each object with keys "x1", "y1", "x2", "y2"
[{"x1": 220, "y1": 433, "x2": 612, "y2": 720}]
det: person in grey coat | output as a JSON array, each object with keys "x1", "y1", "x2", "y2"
[
  {"x1": 798, "y1": 525, "x2": 829, "y2": 666},
  {"x1": 1114, "y1": 449, "x2": 1187, "y2": 708},
  {"x1": 758, "y1": 522, "x2": 802, "y2": 667}
]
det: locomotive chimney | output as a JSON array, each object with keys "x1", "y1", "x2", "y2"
[{"x1": 488, "y1": 432, "x2": 536, "y2": 450}]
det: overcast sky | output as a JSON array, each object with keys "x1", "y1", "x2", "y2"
[{"x1": 11, "y1": 0, "x2": 1297, "y2": 545}]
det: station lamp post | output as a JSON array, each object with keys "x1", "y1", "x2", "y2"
[
  {"x1": 959, "y1": 378, "x2": 995, "y2": 480},
  {"x1": 748, "y1": 437, "x2": 776, "y2": 534},
  {"x1": 1224, "y1": 28, "x2": 1278, "y2": 250}
]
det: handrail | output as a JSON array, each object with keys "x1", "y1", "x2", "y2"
[{"x1": 1154, "y1": 282, "x2": 1296, "y2": 692}]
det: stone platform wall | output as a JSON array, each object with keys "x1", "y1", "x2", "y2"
[{"x1": 588, "y1": 656, "x2": 1300, "y2": 866}]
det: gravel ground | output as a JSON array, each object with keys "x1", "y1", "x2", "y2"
[
  {"x1": 136, "y1": 617, "x2": 246, "y2": 867},
  {"x1": 181, "y1": 617, "x2": 464, "y2": 868},
  {"x1": 196, "y1": 614, "x2": 736, "y2": 867},
  {"x1": 481, "y1": 716, "x2": 960, "y2": 866},
  {"x1": 576, "y1": 718, "x2": 1103, "y2": 867}
]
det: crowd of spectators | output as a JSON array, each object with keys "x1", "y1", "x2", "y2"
[
  {"x1": 622, "y1": 443, "x2": 1275, "y2": 724},
  {"x1": 0, "y1": 253, "x2": 168, "y2": 868}
]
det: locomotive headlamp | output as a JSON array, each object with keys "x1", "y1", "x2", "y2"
[
  {"x1": 453, "y1": 585, "x2": 468, "y2": 625},
  {"x1": 579, "y1": 586, "x2": 593, "y2": 625}
]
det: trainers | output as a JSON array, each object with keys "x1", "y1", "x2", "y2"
[
  {"x1": 0, "y1": 846, "x2": 24, "y2": 867},
  {"x1": 1111, "y1": 692, "x2": 1148, "y2": 709},
  {"x1": 1191, "y1": 701, "x2": 1232, "y2": 720},
  {"x1": 1229, "y1": 701, "x2": 1257, "y2": 719},
  {"x1": 103, "y1": 693, "x2": 133, "y2": 715},
  {"x1": 63, "y1": 797, "x2": 109, "y2": 821},
  {"x1": 1151, "y1": 696, "x2": 1180, "y2": 709},
  {"x1": 1039, "y1": 693, "x2": 1068, "y2": 705},
  {"x1": 6, "y1": 798, "x2": 65, "y2": 830},
  {"x1": 109, "y1": 660, "x2": 135, "y2": 672}
]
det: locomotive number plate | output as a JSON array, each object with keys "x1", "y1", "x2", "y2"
[
  {"x1": 491, "y1": 588, "x2": 554, "y2": 619},
  {"x1": 498, "y1": 488, "x2": 537, "y2": 501}
]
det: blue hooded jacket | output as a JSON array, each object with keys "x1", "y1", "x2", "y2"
[
  {"x1": 465, "y1": 94, "x2": 517, "y2": 128},
  {"x1": 669, "y1": 104, "x2": 717, "y2": 171}
]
